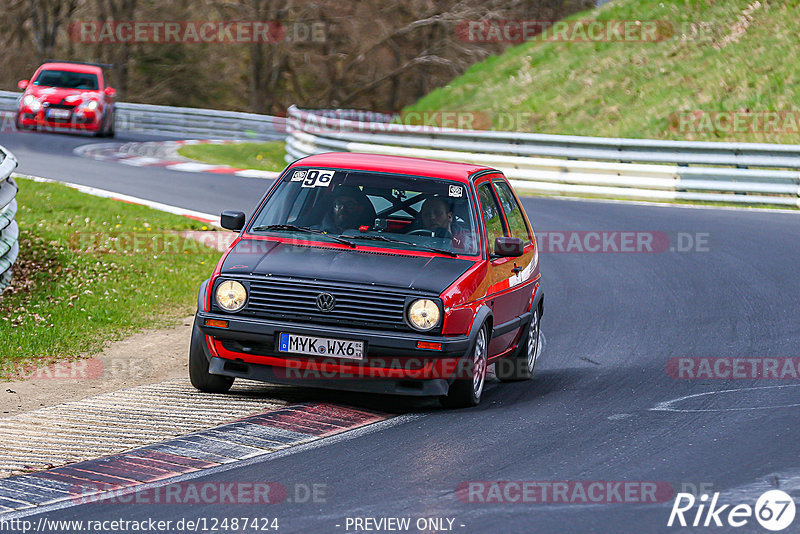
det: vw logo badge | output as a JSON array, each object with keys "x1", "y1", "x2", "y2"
[{"x1": 316, "y1": 292, "x2": 336, "y2": 312}]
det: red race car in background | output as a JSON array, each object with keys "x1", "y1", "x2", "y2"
[{"x1": 15, "y1": 60, "x2": 116, "y2": 137}]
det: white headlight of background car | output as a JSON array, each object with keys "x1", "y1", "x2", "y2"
[
  {"x1": 22, "y1": 95, "x2": 41, "y2": 112},
  {"x1": 407, "y1": 299, "x2": 441, "y2": 331},
  {"x1": 215, "y1": 280, "x2": 247, "y2": 312},
  {"x1": 84, "y1": 100, "x2": 99, "y2": 111}
]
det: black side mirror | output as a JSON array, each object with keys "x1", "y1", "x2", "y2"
[
  {"x1": 220, "y1": 210, "x2": 246, "y2": 232},
  {"x1": 494, "y1": 236, "x2": 524, "y2": 258}
]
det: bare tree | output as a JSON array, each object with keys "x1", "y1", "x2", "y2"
[
  {"x1": 2, "y1": 0, "x2": 594, "y2": 113},
  {"x1": 27, "y1": 0, "x2": 79, "y2": 59},
  {"x1": 211, "y1": 0, "x2": 295, "y2": 114},
  {"x1": 94, "y1": 0, "x2": 137, "y2": 96}
]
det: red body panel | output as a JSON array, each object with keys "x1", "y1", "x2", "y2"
[{"x1": 286, "y1": 152, "x2": 494, "y2": 184}]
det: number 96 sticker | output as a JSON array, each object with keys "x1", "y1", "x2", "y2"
[{"x1": 292, "y1": 169, "x2": 335, "y2": 188}]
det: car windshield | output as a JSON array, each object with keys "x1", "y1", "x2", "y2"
[
  {"x1": 249, "y1": 167, "x2": 480, "y2": 255},
  {"x1": 33, "y1": 69, "x2": 99, "y2": 90}
]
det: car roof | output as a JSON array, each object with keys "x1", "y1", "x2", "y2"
[
  {"x1": 37, "y1": 62, "x2": 103, "y2": 75},
  {"x1": 289, "y1": 152, "x2": 498, "y2": 183}
]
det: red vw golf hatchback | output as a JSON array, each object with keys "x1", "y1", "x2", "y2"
[
  {"x1": 16, "y1": 60, "x2": 116, "y2": 137},
  {"x1": 191, "y1": 153, "x2": 543, "y2": 407}
]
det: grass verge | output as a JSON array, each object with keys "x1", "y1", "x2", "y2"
[
  {"x1": 0, "y1": 179, "x2": 221, "y2": 377},
  {"x1": 407, "y1": 0, "x2": 800, "y2": 144},
  {"x1": 178, "y1": 141, "x2": 287, "y2": 172}
]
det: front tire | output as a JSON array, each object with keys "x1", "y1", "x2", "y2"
[
  {"x1": 189, "y1": 320, "x2": 234, "y2": 393},
  {"x1": 95, "y1": 110, "x2": 111, "y2": 137},
  {"x1": 15, "y1": 113, "x2": 30, "y2": 132},
  {"x1": 94, "y1": 119, "x2": 106, "y2": 137},
  {"x1": 441, "y1": 324, "x2": 488, "y2": 408},
  {"x1": 496, "y1": 306, "x2": 541, "y2": 382},
  {"x1": 106, "y1": 109, "x2": 115, "y2": 138}
]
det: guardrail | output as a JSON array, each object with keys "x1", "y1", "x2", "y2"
[
  {"x1": 286, "y1": 106, "x2": 800, "y2": 208},
  {"x1": 0, "y1": 90, "x2": 286, "y2": 141},
  {"x1": 0, "y1": 145, "x2": 19, "y2": 292}
]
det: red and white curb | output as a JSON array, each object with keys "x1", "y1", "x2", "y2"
[
  {"x1": 74, "y1": 140, "x2": 281, "y2": 180},
  {"x1": 13, "y1": 173, "x2": 220, "y2": 227},
  {"x1": 0, "y1": 378, "x2": 389, "y2": 514}
]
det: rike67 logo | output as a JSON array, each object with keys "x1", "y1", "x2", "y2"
[{"x1": 668, "y1": 490, "x2": 796, "y2": 531}]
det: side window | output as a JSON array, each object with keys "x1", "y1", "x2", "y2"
[
  {"x1": 478, "y1": 183, "x2": 506, "y2": 253},
  {"x1": 493, "y1": 180, "x2": 531, "y2": 243}
]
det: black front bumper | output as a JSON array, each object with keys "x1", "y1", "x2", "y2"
[
  {"x1": 197, "y1": 311, "x2": 471, "y2": 358},
  {"x1": 196, "y1": 312, "x2": 471, "y2": 397}
]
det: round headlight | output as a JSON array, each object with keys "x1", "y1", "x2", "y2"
[
  {"x1": 407, "y1": 299, "x2": 441, "y2": 331},
  {"x1": 215, "y1": 280, "x2": 247, "y2": 312},
  {"x1": 85, "y1": 100, "x2": 99, "y2": 111}
]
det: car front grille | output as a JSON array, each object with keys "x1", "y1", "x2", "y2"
[{"x1": 237, "y1": 277, "x2": 412, "y2": 330}]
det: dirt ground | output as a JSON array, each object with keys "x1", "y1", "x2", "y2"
[
  {"x1": 0, "y1": 316, "x2": 194, "y2": 417},
  {"x1": 0, "y1": 231, "x2": 235, "y2": 418}
]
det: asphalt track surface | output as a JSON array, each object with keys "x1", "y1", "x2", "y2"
[
  {"x1": 0, "y1": 131, "x2": 268, "y2": 216},
  {"x1": 4, "y1": 130, "x2": 800, "y2": 533}
]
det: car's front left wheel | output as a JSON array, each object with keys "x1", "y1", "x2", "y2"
[
  {"x1": 105, "y1": 109, "x2": 115, "y2": 138},
  {"x1": 440, "y1": 323, "x2": 488, "y2": 408},
  {"x1": 15, "y1": 113, "x2": 30, "y2": 131},
  {"x1": 189, "y1": 319, "x2": 234, "y2": 393}
]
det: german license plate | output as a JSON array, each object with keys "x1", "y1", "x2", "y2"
[
  {"x1": 47, "y1": 108, "x2": 71, "y2": 119},
  {"x1": 278, "y1": 333, "x2": 364, "y2": 360}
]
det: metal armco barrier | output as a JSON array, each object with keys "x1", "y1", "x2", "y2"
[
  {"x1": 0, "y1": 145, "x2": 19, "y2": 292},
  {"x1": 286, "y1": 106, "x2": 800, "y2": 208},
  {"x1": 2, "y1": 88, "x2": 798, "y2": 207},
  {"x1": 0, "y1": 91, "x2": 286, "y2": 141}
]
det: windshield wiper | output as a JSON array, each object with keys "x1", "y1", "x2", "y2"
[
  {"x1": 352, "y1": 234, "x2": 458, "y2": 257},
  {"x1": 250, "y1": 224, "x2": 356, "y2": 248}
]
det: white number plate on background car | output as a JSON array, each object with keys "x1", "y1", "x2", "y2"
[
  {"x1": 46, "y1": 109, "x2": 71, "y2": 119},
  {"x1": 278, "y1": 333, "x2": 364, "y2": 360}
]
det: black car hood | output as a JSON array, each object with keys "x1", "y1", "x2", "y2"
[{"x1": 221, "y1": 238, "x2": 473, "y2": 294}]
